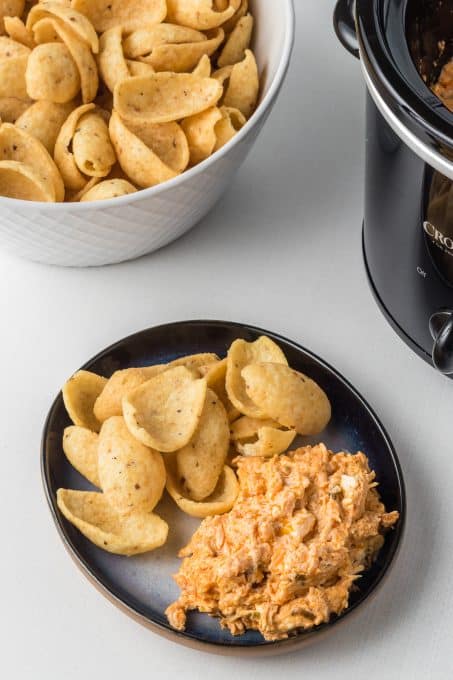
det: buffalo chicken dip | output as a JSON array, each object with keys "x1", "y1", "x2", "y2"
[{"x1": 166, "y1": 444, "x2": 399, "y2": 640}]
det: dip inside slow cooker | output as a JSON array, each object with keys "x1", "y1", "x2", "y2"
[{"x1": 407, "y1": 0, "x2": 453, "y2": 109}]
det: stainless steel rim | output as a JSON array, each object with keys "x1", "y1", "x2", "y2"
[{"x1": 360, "y1": 55, "x2": 453, "y2": 181}]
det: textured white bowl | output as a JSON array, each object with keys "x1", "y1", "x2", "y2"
[{"x1": 0, "y1": 0, "x2": 295, "y2": 267}]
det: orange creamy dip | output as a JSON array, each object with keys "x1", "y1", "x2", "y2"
[{"x1": 166, "y1": 444, "x2": 399, "y2": 641}]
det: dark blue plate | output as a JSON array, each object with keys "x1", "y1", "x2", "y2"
[{"x1": 41, "y1": 320, "x2": 405, "y2": 655}]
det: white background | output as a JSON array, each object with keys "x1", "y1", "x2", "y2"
[{"x1": 1, "y1": 2, "x2": 452, "y2": 678}]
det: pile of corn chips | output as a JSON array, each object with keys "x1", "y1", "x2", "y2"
[
  {"x1": 0, "y1": 0, "x2": 259, "y2": 202},
  {"x1": 57, "y1": 336, "x2": 332, "y2": 556}
]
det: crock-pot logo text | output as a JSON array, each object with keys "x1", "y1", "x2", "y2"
[{"x1": 424, "y1": 221, "x2": 453, "y2": 257}]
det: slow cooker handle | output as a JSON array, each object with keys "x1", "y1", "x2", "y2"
[{"x1": 333, "y1": 0, "x2": 360, "y2": 59}]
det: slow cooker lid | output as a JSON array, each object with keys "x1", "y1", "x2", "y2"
[{"x1": 356, "y1": 0, "x2": 453, "y2": 155}]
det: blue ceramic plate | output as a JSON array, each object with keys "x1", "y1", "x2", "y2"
[{"x1": 42, "y1": 320, "x2": 405, "y2": 655}]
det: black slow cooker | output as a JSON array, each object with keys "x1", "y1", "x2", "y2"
[{"x1": 334, "y1": 0, "x2": 453, "y2": 376}]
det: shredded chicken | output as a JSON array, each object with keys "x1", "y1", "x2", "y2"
[{"x1": 165, "y1": 444, "x2": 399, "y2": 641}]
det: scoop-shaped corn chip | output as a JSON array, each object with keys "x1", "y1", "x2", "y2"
[
  {"x1": 94, "y1": 366, "x2": 167, "y2": 422},
  {"x1": 62, "y1": 369, "x2": 108, "y2": 432},
  {"x1": 26, "y1": 42, "x2": 80, "y2": 103},
  {"x1": 140, "y1": 364, "x2": 171, "y2": 378},
  {"x1": 223, "y1": 49, "x2": 258, "y2": 118},
  {"x1": 0, "y1": 122, "x2": 64, "y2": 200},
  {"x1": 126, "y1": 59, "x2": 154, "y2": 77},
  {"x1": 192, "y1": 53, "x2": 211, "y2": 77},
  {"x1": 141, "y1": 28, "x2": 224, "y2": 74},
  {"x1": 3, "y1": 17, "x2": 35, "y2": 48},
  {"x1": 176, "y1": 388, "x2": 229, "y2": 501},
  {"x1": 123, "y1": 115, "x2": 189, "y2": 166},
  {"x1": 123, "y1": 366, "x2": 207, "y2": 453},
  {"x1": 114, "y1": 73, "x2": 223, "y2": 124},
  {"x1": 66, "y1": 174, "x2": 99, "y2": 201},
  {"x1": 197, "y1": 361, "x2": 221, "y2": 377},
  {"x1": 54, "y1": 102, "x2": 94, "y2": 190},
  {"x1": 214, "y1": 105, "x2": 245, "y2": 149},
  {"x1": 0, "y1": 159, "x2": 53, "y2": 200},
  {"x1": 0, "y1": 0, "x2": 25, "y2": 35},
  {"x1": 167, "y1": 0, "x2": 240, "y2": 31},
  {"x1": 62, "y1": 425, "x2": 100, "y2": 487},
  {"x1": 200, "y1": 357, "x2": 240, "y2": 421},
  {"x1": 57, "y1": 489, "x2": 168, "y2": 555},
  {"x1": 212, "y1": 63, "x2": 232, "y2": 86},
  {"x1": 109, "y1": 111, "x2": 187, "y2": 188},
  {"x1": 0, "y1": 54, "x2": 29, "y2": 100},
  {"x1": 0, "y1": 0, "x2": 259, "y2": 204},
  {"x1": 72, "y1": 110, "x2": 116, "y2": 177},
  {"x1": 72, "y1": 0, "x2": 167, "y2": 33},
  {"x1": 218, "y1": 12, "x2": 252, "y2": 67},
  {"x1": 16, "y1": 100, "x2": 74, "y2": 154},
  {"x1": 166, "y1": 461, "x2": 239, "y2": 518},
  {"x1": 230, "y1": 415, "x2": 280, "y2": 441},
  {"x1": 27, "y1": 2, "x2": 99, "y2": 53},
  {"x1": 98, "y1": 25, "x2": 129, "y2": 93},
  {"x1": 242, "y1": 362, "x2": 332, "y2": 436},
  {"x1": 222, "y1": 0, "x2": 248, "y2": 33},
  {"x1": 236, "y1": 426, "x2": 296, "y2": 458},
  {"x1": 30, "y1": 18, "x2": 59, "y2": 42},
  {"x1": 123, "y1": 24, "x2": 206, "y2": 60},
  {"x1": 0, "y1": 96, "x2": 30, "y2": 122},
  {"x1": 226, "y1": 336, "x2": 288, "y2": 418},
  {"x1": 33, "y1": 18, "x2": 99, "y2": 104},
  {"x1": 98, "y1": 416, "x2": 166, "y2": 515},
  {"x1": 0, "y1": 35, "x2": 30, "y2": 58},
  {"x1": 181, "y1": 106, "x2": 222, "y2": 166},
  {"x1": 80, "y1": 178, "x2": 136, "y2": 202},
  {"x1": 167, "y1": 353, "x2": 219, "y2": 373},
  {"x1": 103, "y1": 355, "x2": 214, "y2": 381}
]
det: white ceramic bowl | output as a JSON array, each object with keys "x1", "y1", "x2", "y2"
[{"x1": 0, "y1": 1, "x2": 295, "y2": 267}]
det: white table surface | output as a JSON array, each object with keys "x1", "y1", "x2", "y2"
[{"x1": 1, "y1": 2, "x2": 451, "y2": 678}]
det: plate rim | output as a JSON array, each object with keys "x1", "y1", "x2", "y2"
[{"x1": 41, "y1": 319, "x2": 406, "y2": 655}]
